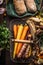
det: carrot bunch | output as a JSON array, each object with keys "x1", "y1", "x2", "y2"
[{"x1": 13, "y1": 24, "x2": 29, "y2": 58}]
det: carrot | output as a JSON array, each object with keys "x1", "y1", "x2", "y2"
[
  {"x1": 25, "y1": 45, "x2": 31, "y2": 58},
  {"x1": 16, "y1": 25, "x2": 29, "y2": 55},
  {"x1": 13, "y1": 25, "x2": 18, "y2": 38},
  {"x1": 13, "y1": 24, "x2": 23, "y2": 58},
  {"x1": 17, "y1": 44, "x2": 28, "y2": 58},
  {"x1": 18, "y1": 25, "x2": 20, "y2": 29}
]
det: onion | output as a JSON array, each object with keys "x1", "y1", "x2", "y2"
[
  {"x1": 0, "y1": 0, "x2": 3, "y2": 5},
  {"x1": 0, "y1": 8, "x2": 5, "y2": 14}
]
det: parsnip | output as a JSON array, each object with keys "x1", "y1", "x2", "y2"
[{"x1": 26, "y1": 20, "x2": 36, "y2": 39}]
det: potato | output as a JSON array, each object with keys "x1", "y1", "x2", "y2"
[{"x1": 13, "y1": 0, "x2": 27, "y2": 15}]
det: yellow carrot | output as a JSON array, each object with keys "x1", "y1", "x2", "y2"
[
  {"x1": 16, "y1": 25, "x2": 29, "y2": 55},
  {"x1": 13, "y1": 24, "x2": 23, "y2": 58}
]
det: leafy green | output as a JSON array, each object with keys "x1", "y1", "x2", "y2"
[{"x1": 0, "y1": 21, "x2": 10, "y2": 49}]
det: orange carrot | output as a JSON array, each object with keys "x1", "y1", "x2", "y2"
[
  {"x1": 18, "y1": 25, "x2": 20, "y2": 29},
  {"x1": 16, "y1": 25, "x2": 29, "y2": 55},
  {"x1": 13, "y1": 25, "x2": 18, "y2": 38}
]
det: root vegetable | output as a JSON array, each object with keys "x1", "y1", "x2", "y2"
[
  {"x1": 13, "y1": 25, "x2": 18, "y2": 38},
  {"x1": 17, "y1": 44, "x2": 28, "y2": 58},
  {"x1": 16, "y1": 25, "x2": 29, "y2": 55},
  {"x1": 24, "y1": 0, "x2": 37, "y2": 12},
  {"x1": 25, "y1": 45, "x2": 31, "y2": 58},
  {"x1": 13, "y1": 0, "x2": 27, "y2": 15},
  {"x1": 13, "y1": 24, "x2": 23, "y2": 58},
  {"x1": 26, "y1": 20, "x2": 36, "y2": 39}
]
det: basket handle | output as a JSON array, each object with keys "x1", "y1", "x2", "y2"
[{"x1": 11, "y1": 39, "x2": 33, "y2": 43}]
